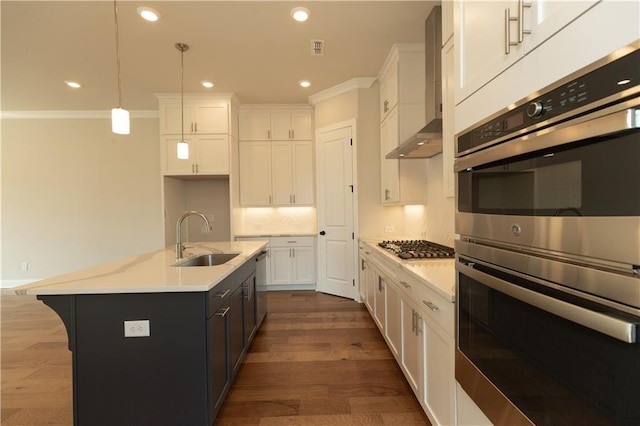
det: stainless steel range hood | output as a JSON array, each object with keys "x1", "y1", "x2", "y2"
[{"x1": 386, "y1": 6, "x2": 442, "y2": 159}]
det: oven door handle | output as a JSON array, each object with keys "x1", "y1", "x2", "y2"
[{"x1": 457, "y1": 260, "x2": 637, "y2": 343}]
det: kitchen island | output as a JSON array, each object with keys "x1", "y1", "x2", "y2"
[{"x1": 7, "y1": 240, "x2": 268, "y2": 426}]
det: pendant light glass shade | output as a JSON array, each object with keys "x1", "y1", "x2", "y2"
[
  {"x1": 112, "y1": 0, "x2": 130, "y2": 135},
  {"x1": 177, "y1": 141, "x2": 189, "y2": 159},
  {"x1": 111, "y1": 107, "x2": 130, "y2": 134}
]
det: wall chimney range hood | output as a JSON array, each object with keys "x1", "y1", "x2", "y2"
[{"x1": 387, "y1": 6, "x2": 442, "y2": 159}]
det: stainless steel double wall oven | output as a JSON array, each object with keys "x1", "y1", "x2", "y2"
[{"x1": 454, "y1": 41, "x2": 640, "y2": 425}]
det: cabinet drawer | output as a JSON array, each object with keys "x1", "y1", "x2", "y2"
[
  {"x1": 398, "y1": 269, "x2": 454, "y2": 337},
  {"x1": 375, "y1": 251, "x2": 401, "y2": 284},
  {"x1": 270, "y1": 236, "x2": 315, "y2": 247}
]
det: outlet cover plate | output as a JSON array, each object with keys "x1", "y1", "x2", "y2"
[{"x1": 124, "y1": 320, "x2": 150, "y2": 337}]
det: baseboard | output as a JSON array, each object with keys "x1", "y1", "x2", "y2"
[{"x1": 266, "y1": 283, "x2": 316, "y2": 291}]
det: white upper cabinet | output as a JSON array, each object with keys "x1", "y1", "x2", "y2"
[
  {"x1": 162, "y1": 135, "x2": 229, "y2": 176},
  {"x1": 238, "y1": 105, "x2": 315, "y2": 207},
  {"x1": 239, "y1": 107, "x2": 313, "y2": 141},
  {"x1": 156, "y1": 94, "x2": 237, "y2": 177},
  {"x1": 378, "y1": 44, "x2": 428, "y2": 205},
  {"x1": 442, "y1": 39, "x2": 455, "y2": 198},
  {"x1": 238, "y1": 140, "x2": 314, "y2": 207},
  {"x1": 158, "y1": 97, "x2": 231, "y2": 135},
  {"x1": 454, "y1": 0, "x2": 639, "y2": 132},
  {"x1": 455, "y1": 0, "x2": 599, "y2": 105},
  {"x1": 378, "y1": 44, "x2": 425, "y2": 124}
]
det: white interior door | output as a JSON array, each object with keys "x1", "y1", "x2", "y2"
[{"x1": 316, "y1": 123, "x2": 355, "y2": 300}]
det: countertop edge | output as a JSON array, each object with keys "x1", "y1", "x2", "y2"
[
  {"x1": 5, "y1": 241, "x2": 268, "y2": 296},
  {"x1": 359, "y1": 238, "x2": 456, "y2": 302}
]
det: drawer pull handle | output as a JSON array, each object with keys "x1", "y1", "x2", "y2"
[
  {"x1": 400, "y1": 281, "x2": 411, "y2": 289},
  {"x1": 214, "y1": 307, "x2": 230, "y2": 317},
  {"x1": 215, "y1": 289, "x2": 230, "y2": 298},
  {"x1": 423, "y1": 300, "x2": 439, "y2": 312}
]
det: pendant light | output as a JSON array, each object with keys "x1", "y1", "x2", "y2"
[
  {"x1": 176, "y1": 42, "x2": 190, "y2": 160},
  {"x1": 111, "y1": 0, "x2": 130, "y2": 134}
]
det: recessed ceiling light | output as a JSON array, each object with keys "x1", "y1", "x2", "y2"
[
  {"x1": 201, "y1": 81, "x2": 214, "y2": 88},
  {"x1": 291, "y1": 7, "x2": 310, "y2": 22},
  {"x1": 137, "y1": 7, "x2": 161, "y2": 22},
  {"x1": 64, "y1": 80, "x2": 81, "y2": 89},
  {"x1": 299, "y1": 80, "x2": 311, "y2": 88}
]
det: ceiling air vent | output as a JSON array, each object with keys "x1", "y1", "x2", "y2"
[{"x1": 311, "y1": 39, "x2": 324, "y2": 56}]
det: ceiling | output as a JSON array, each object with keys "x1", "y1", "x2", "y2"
[{"x1": 1, "y1": 1, "x2": 436, "y2": 111}]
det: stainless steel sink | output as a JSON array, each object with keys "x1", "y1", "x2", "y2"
[{"x1": 173, "y1": 253, "x2": 239, "y2": 267}]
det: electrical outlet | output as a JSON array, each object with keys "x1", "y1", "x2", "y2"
[
  {"x1": 124, "y1": 320, "x2": 150, "y2": 337},
  {"x1": 385, "y1": 226, "x2": 395, "y2": 233}
]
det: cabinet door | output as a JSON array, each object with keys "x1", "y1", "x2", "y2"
[
  {"x1": 270, "y1": 247, "x2": 294, "y2": 285},
  {"x1": 385, "y1": 280, "x2": 402, "y2": 360},
  {"x1": 292, "y1": 246, "x2": 315, "y2": 284},
  {"x1": 373, "y1": 273, "x2": 386, "y2": 332},
  {"x1": 292, "y1": 141, "x2": 314, "y2": 205},
  {"x1": 243, "y1": 274, "x2": 257, "y2": 343},
  {"x1": 291, "y1": 112, "x2": 312, "y2": 140},
  {"x1": 401, "y1": 298, "x2": 423, "y2": 395},
  {"x1": 270, "y1": 113, "x2": 292, "y2": 140},
  {"x1": 195, "y1": 135, "x2": 229, "y2": 175},
  {"x1": 523, "y1": 1, "x2": 598, "y2": 53},
  {"x1": 456, "y1": 0, "x2": 523, "y2": 104},
  {"x1": 380, "y1": 110, "x2": 400, "y2": 203},
  {"x1": 160, "y1": 104, "x2": 195, "y2": 135},
  {"x1": 365, "y1": 261, "x2": 375, "y2": 313},
  {"x1": 228, "y1": 286, "x2": 245, "y2": 376},
  {"x1": 239, "y1": 142, "x2": 272, "y2": 206},
  {"x1": 208, "y1": 303, "x2": 229, "y2": 416},
  {"x1": 380, "y1": 62, "x2": 399, "y2": 121},
  {"x1": 194, "y1": 103, "x2": 228, "y2": 134},
  {"x1": 424, "y1": 321, "x2": 455, "y2": 426},
  {"x1": 442, "y1": 40, "x2": 455, "y2": 198},
  {"x1": 271, "y1": 141, "x2": 294, "y2": 205},
  {"x1": 163, "y1": 136, "x2": 195, "y2": 175},
  {"x1": 239, "y1": 111, "x2": 270, "y2": 140},
  {"x1": 358, "y1": 254, "x2": 367, "y2": 302}
]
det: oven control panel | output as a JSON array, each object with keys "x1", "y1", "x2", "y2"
[{"x1": 457, "y1": 46, "x2": 639, "y2": 156}]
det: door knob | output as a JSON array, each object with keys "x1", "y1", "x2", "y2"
[{"x1": 319, "y1": 231, "x2": 326, "y2": 235}]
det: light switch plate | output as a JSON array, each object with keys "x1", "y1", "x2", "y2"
[{"x1": 124, "y1": 320, "x2": 150, "y2": 337}]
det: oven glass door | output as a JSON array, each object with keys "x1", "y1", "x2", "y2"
[
  {"x1": 457, "y1": 257, "x2": 640, "y2": 425},
  {"x1": 457, "y1": 131, "x2": 640, "y2": 217}
]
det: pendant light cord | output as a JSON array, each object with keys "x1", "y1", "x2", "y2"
[
  {"x1": 175, "y1": 43, "x2": 189, "y2": 142},
  {"x1": 113, "y1": 0, "x2": 123, "y2": 108},
  {"x1": 180, "y1": 46, "x2": 184, "y2": 141}
]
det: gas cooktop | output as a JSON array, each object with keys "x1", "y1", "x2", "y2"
[{"x1": 378, "y1": 240, "x2": 455, "y2": 259}]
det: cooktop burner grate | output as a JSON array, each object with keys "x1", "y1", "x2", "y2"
[{"x1": 378, "y1": 240, "x2": 455, "y2": 259}]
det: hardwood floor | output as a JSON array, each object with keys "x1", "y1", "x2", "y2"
[{"x1": 1, "y1": 291, "x2": 430, "y2": 425}]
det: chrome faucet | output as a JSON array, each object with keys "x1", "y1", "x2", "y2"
[{"x1": 176, "y1": 211, "x2": 212, "y2": 259}]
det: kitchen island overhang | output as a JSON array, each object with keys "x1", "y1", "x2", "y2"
[{"x1": 7, "y1": 240, "x2": 268, "y2": 426}]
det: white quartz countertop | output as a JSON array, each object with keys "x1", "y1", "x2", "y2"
[
  {"x1": 6, "y1": 241, "x2": 268, "y2": 296},
  {"x1": 360, "y1": 238, "x2": 456, "y2": 302}
]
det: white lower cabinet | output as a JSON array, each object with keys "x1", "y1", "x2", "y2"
[
  {"x1": 373, "y1": 271, "x2": 386, "y2": 332},
  {"x1": 269, "y1": 237, "x2": 316, "y2": 286},
  {"x1": 401, "y1": 297, "x2": 424, "y2": 395},
  {"x1": 384, "y1": 280, "x2": 402, "y2": 360},
  {"x1": 359, "y1": 241, "x2": 455, "y2": 426}
]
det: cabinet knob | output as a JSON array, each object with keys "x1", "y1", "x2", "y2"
[{"x1": 319, "y1": 231, "x2": 326, "y2": 236}]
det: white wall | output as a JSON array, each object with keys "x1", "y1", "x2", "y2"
[{"x1": 1, "y1": 117, "x2": 164, "y2": 285}]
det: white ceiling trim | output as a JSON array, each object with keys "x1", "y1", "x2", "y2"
[
  {"x1": 308, "y1": 77, "x2": 377, "y2": 106},
  {"x1": 0, "y1": 110, "x2": 159, "y2": 120}
]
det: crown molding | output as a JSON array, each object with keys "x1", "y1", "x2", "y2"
[{"x1": 308, "y1": 77, "x2": 377, "y2": 105}]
